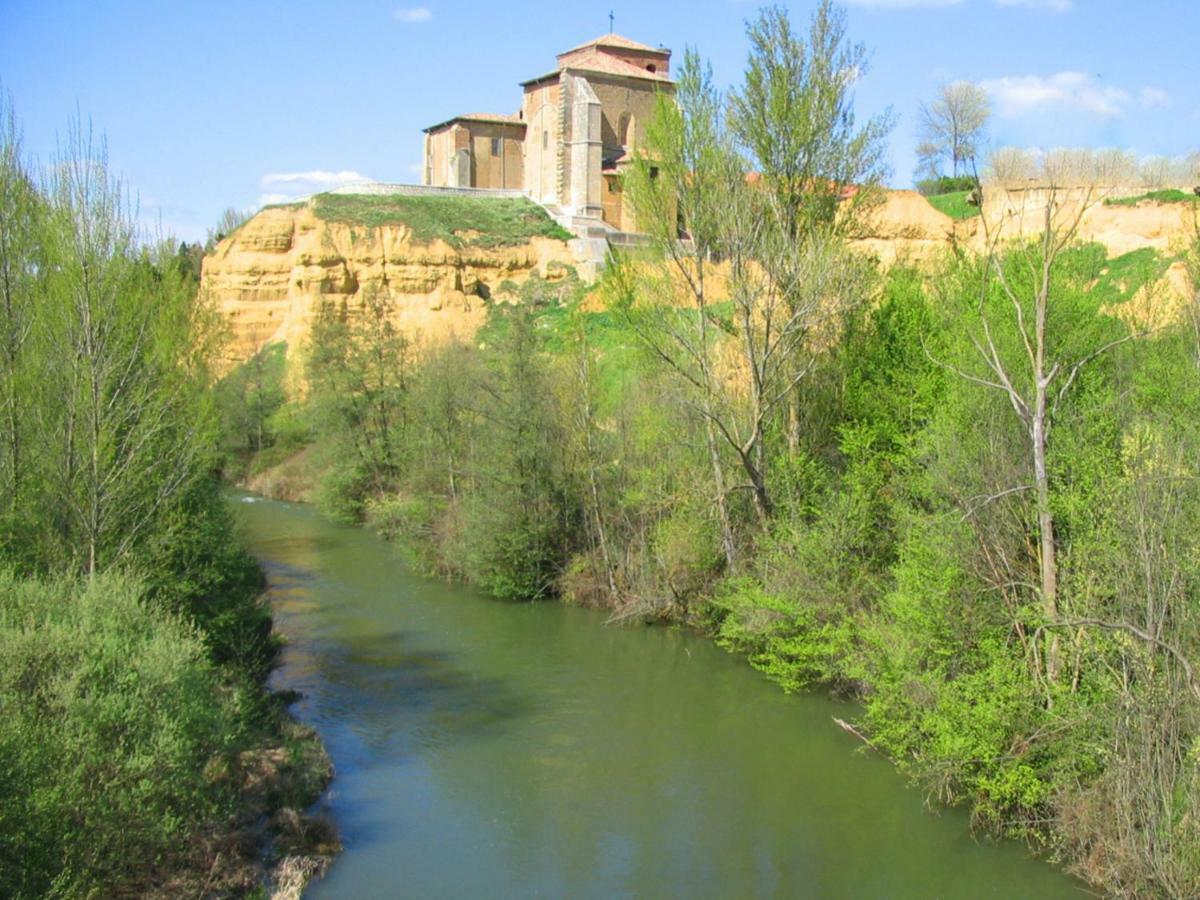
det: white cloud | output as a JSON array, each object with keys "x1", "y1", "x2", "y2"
[
  {"x1": 394, "y1": 6, "x2": 433, "y2": 23},
  {"x1": 981, "y1": 71, "x2": 1129, "y2": 117},
  {"x1": 256, "y1": 170, "x2": 372, "y2": 208},
  {"x1": 994, "y1": 0, "x2": 1072, "y2": 11},
  {"x1": 1139, "y1": 87, "x2": 1171, "y2": 109}
]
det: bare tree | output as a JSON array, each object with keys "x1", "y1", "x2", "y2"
[
  {"x1": 918, "y1": 81, "x2": 991, "y2": 180},
  {"x1": 935, "y1": 183, "x2": 1136, "y2": 684}
]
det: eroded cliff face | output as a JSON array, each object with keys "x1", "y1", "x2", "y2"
[
  {"x1": 204, "y1": 192, "x2": 1195, "y2": 372},
  {"x1": 201, "y1": 203, "x2": 576, "y2": 368},
  {"x1": 853, "y1": 188, "x2": 1196, "y2": 265}
]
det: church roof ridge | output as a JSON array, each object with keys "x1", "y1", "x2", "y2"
[
  {"x1": 422, "y1": 111, "x2": 524, "y2": 133},
  {"x1": 559, "y1": 32, "x2": 670, "y2": 57}
]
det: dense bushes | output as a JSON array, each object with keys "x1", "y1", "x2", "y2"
[
  {"x1": 915, "y1": 174, "x2": 979, "y2": 196},
  {"x1": 0, "y1": 572, "x2": 245, "y2": 898},
  {"x1": 0, "y1": 103, "x2": 325, "y2": 894}
]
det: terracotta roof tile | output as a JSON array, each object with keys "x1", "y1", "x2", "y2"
[
  {"x1": 560, "y1": 48, "x2": 673, "y2": 83},
  {"x1": 560, "y1": 33, "x2": 669, "y2": 56},
  {"x1": 423, "y1": 112, "x2": 525, "y2": 132}
]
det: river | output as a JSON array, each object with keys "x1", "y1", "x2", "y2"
[{"x1": 234, "y1": 494, "x2": 1085, "y2": 899}]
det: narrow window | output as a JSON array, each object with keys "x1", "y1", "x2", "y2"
[
  {"x1": 491, "y1": 137, "x2": 501, "y2": 156},
  {"x1": 543, "y1": 131, "x2": 549, "y2": 149},
  {"x1": 618, "y1": 113, "x2": 631, "y2": 147}
]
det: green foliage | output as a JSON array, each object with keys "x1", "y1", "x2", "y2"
[
  {"x1": 215, "y1": 341, "x2": 289, "y2": 469},
  {"x1": 0, "y1": 103, "x2": 317, "y2": 895},
  {"x1": 1104, "y1": 188, "x2": 1200, "y2": 207},
  {"x1": 305, "y1": 290, "x2": 411, "y2": 521},
  {"x1": 460, "y1": 306, "x2": 581, "y2": 600},
  {"x1": 0, "y1": 572, "x2": 244, "y2": 898},
  {"x1": 712, "y1": 577, "x2": 855, "y2": 691},
  {"x1": 916, "y1": 175, "x2": 979, "y2": 196},
  {"x1": 310, "y1": 192, "x2": 573, "y2": 248},
  {"x1": 924, "y1": 190, "x2": 980, "y2": 220}
]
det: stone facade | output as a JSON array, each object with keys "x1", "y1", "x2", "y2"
[{"x1": 422, "y1": 33, "x2": 673, "y2": 230}]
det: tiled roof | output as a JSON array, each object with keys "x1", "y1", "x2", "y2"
[
  {"x1": 423, "y1": 112, "x2": 525, "y2": 132},
  {"x1": 560, "y1": 33, "x2": 669, "y2": 57},
  {"x1": 457, "y1": 113, "x2": 523, "y2": 124},
  {"x1": 522, "y1": 50, "x2": 673, "y2": 86},
  {"x1": 563, "y1": 48, "x2": 672, "y2": 82}
]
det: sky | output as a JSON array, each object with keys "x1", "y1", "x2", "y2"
[{"x1": 1, "y1": 0, "x2": 1196, "y2": 242}]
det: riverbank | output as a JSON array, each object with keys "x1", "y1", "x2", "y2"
[
  {"x1": 216, "y1": 231, "x2": 1200, "y2": 895},
  {"x1": 235, "y1": 492, "x2": 1085, "y2": 898}
]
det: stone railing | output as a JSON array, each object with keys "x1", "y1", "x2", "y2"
[{"x1": 327, "y1": 182, "x2": 528, "y2": 200}]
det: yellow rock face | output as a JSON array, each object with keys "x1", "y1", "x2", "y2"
[
  {"x1": 201, "y1": 204, "x2": 575, "y2": 371},
  {"x1": 204, "y1": 192, "x2": 1195, "y2": 375}
]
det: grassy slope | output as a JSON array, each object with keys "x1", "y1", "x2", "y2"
[
  {"x1": 310, "y1": 193, "x2": 573, "y2": 249},
  {"x1": 1104, "y1": 188, "x2": 1199, "y2": 207},
  {"x1": 924, "y1": 190, "x2": 981, "y2": 220}
]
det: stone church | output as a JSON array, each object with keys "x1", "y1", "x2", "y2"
[{"x1": 422, "y1": 33, "x2": 673, "y2": 232}]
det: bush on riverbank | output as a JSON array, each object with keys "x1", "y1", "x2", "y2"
[
  {"x1": 0, "y1": 572, "x2": 247, "y2": 897},
  {"x1": 0, "y1": 102, "x2": 335, "y2": 895}
]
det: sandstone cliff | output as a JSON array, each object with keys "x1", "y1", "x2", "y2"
[
  {"x1": 853, "y1": 188, "x2": 1196, "y2": 264},
  {"x1": 203, "y1": 191, "x2": 1195, "y2": 371},
  {"x1": 201, "y1": 200, "x2": 576, "y2": 368}
]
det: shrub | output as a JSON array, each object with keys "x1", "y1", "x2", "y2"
[
  {"x1": 0, "y1": 571, "x2": 246, "y2": 898},
  {"x1": 916, "y1": 174, "x2": 979, "y2": 196}
]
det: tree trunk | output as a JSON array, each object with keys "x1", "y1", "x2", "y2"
[
  {"x1": 704, "y1": 413, "x2": 738, "y2": 573},
  {"x1": 1033, "y1": 412, "x2": 1061, "y2": 681}
]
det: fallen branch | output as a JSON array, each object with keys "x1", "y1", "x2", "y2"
[{"x1": 833, "y1": 716, "x2": 875, "y2": 750}]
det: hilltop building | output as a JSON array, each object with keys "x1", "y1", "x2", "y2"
[{"x1": 422, "y1": 33, "x2": 673, "y2": 232}]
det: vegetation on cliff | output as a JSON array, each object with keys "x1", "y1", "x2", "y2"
[
  {"x1": 310, "y1": 192, "x2": 573, "y2": 248},
  {"x1": 0, "y1": 104, "x2": 333, "y2": 897}
]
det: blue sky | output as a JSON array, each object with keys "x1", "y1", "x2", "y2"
[{"x1": 1, "y1": 0, "x2": 1196, "y2": 241}]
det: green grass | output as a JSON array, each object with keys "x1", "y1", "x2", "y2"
[
  {"x1": 924, "y1": 190, "x2": 981, "y2": 220},
  {"x1": 1059, "y1": 244, "x2": 1173, "y2": 307},
  {"x1": 309, "y1": 193, "x2": 573, "y2": 249},
  {"x1": 262, "y1": 201, "x2": 306, "y2": 212},
  {"x1": 1104, "y1": 189, "x2": 1199, "y2": 207}
]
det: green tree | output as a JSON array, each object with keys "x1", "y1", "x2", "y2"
[
  {"x1": 306, "y1": 287, "x2": 410, "y2": 520},
  {"x1": 728, "y1": 1, "x2": 891, "y2": 454},
  {"x1": 728, "y1": 1, "x2": 893, "y2": 242},
  {"x1": 462, "y1": 306, "x2": 580, "y2": 600},
  {"x1": 30, "y1": 120, "x2": 220, "y2": 577},
  {"x1": 0, "y1": 94, "x2": 41, "y2": 556}
]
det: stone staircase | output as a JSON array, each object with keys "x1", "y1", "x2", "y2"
[{"x1": 541, "y1": 203, "x2": 651, "y2": 282}]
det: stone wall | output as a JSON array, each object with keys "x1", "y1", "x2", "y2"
[{"x1": 522, "y1": 81, "x2": 561, "y2": 205}]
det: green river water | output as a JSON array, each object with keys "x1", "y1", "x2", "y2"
[{"x1": 234, "y1": 494, "x2": 1087, "y2": 899}]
